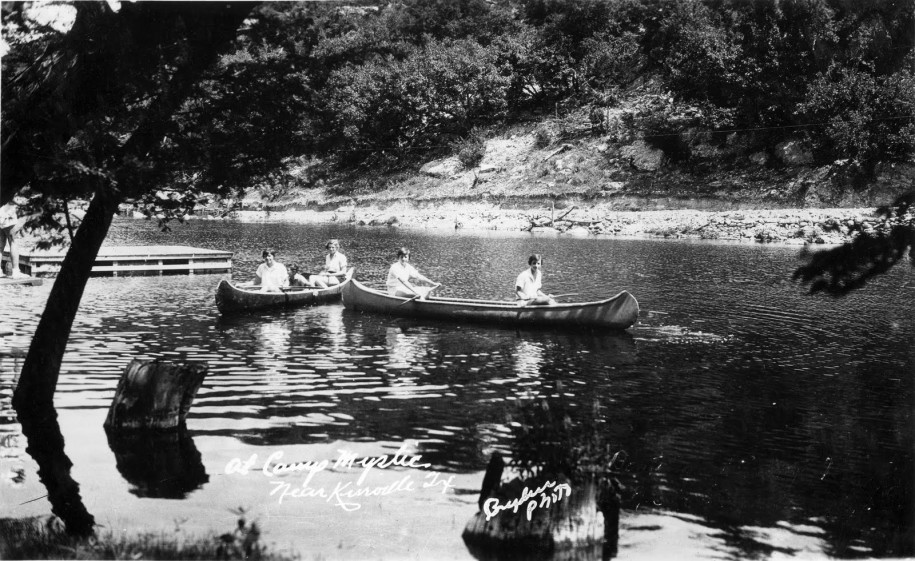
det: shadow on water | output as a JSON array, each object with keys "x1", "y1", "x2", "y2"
[{"x1": 105, "y1": 428, "x2": 208, "y2": 499}]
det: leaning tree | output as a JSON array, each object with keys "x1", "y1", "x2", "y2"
[{"x1": 1, "y1": 0, "x2": 319, "y2": 534}]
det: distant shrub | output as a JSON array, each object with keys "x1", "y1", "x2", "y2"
[
  {"x1": 457, "y1": 129, "x2": 486, "y2": 169},
  {"x1": 580, "y1": 31, "x2": 643, "y2": 90},
  {"x1": 534, "y1": 127, "x2": 553, "y2": 148},
  {"x1": 322, "y1": 37, "x2": 509, "y2": 163},
  {"x1": 799, "y1": 65, "x2": 915, "y2": 173}
]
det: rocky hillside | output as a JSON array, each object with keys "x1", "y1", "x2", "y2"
[
  {"x1": 244, "y1": 95, "x2": 914, "y2": 216},
  {"x1": 215, "y1": 96, "x2": 914, "y2": 248}
]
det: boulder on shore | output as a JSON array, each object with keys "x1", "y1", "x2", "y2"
[{"x1": 420, "y1": 157, "x2": 462, "y2": 179}]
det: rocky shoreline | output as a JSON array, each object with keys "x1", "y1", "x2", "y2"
[{"x1": 206, "y1": 202, "x2": 888, "y2": 246}]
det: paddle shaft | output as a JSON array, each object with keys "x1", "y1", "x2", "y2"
[
  {"x1": 518, "y1": 292, "x2": 579, "y2": 307},
  {"x1": 398, "y1": 283, "x2": 442, "y2": 305}
]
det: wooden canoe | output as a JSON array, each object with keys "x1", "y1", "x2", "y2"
[
  {"x1": 215, "y1": 268, "x2": 353, "y2": 314},
  {"x1": 341, "y1": 278, "x2": 639, "y2": 330}
]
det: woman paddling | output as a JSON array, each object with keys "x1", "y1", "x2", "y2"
[
  {"x1": 515, "y1": 254, "x2": 556, "y2": 306},
  {"x1": 386, "y1": 247, "x2": 440, "y2": 299},
  {"x1": 308, "y1": 239, "x2": 347, "y2": 288}
]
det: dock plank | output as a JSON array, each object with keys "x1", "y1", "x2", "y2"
[
  {"x1": 3, "y1": 245, "x2": 233, "y2": 278},
  {"x1": 0, "y1": 277, "x2": 43, "y2": 287}
]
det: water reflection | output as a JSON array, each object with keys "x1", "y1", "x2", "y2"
[
  {"x1": 16, "y1": 411, "x2": 95, "y2": 535},
  {"x1": 1, "y1": 349, "x2": 95, "y2": 534},
  {"x1": 201, "y1": 308, "x2": 640, "y2": 475},
  {"x1": 464, "y1": 542, "x2": 605, "y2": 561},
  {"x1": 513, "y1": 340, "x2": 544, "y2": 379},
  {"x1": 256, "y1": 321, "x2": 292, "y2": 377},
  {"x1": 106, "y1": 428, "x2": 208, "y2": 499},
  {"x1": 385, "y1": 325, "x2": 429, "y2": 371}
]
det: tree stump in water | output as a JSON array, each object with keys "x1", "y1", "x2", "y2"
[
  {"x1": 462, "y1": 456, "x2": 621, "y2": 556},
  {"x1": 104, "y1": 359, "x2": 207, "y2": 430}
]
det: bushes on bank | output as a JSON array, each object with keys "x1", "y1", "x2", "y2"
[{"x1": 799, "y1": 65, "x2": 915, "y2": 173}]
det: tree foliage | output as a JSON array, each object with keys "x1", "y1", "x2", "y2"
[
  {"x1": 510, "y1": 382, "x2": 624, "y2": 483},
  {"x1": 799, "y1": 64, "x2": 915, "y2": 172},
  {"x1": 322, "y1": 37, "x2": 509, "y2": 164},
  {"x1": 794, "y1": 192, "x2": 915, "y2": 296},
  {"x1": 306, "y1": 0, "x2": 914, "y2": 165}
]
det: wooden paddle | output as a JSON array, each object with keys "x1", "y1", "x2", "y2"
[
  {"x1": 519, "y1": 292, "x2": 579, "y2": 307},
  {"x1": 398, "y1": 283, "x2": 442, "y2": 306},
  {"x1": 281, "y1": 286, "x2": 315, "y2": 293},
  {"x1": 549, "y1": 292, "x2": 579, "y2": 299}
]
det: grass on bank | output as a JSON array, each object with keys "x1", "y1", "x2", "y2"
[{"x1": 0, "y1": 515, "x2": 300, "y2": 560}]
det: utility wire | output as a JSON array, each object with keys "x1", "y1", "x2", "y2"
[{"x1": 322, "y1": 113, "x2": 915, "y2": 152}]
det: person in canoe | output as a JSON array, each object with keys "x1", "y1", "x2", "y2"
[
  {"x1": 515, "y1": 254, "x2": 556, "y2": 306},
  {"x1": 386, "y1": 247, "x2": 440, "y2": 299},
  {"x1": 288, "y1": 265, "x2": 309, "y2": 287},
  {"x1": 251, "y1": 249, "x2": 289, "y2": 292},
  {"x1": 308, "y1": 239, "x2": 348, "y2": 288}
]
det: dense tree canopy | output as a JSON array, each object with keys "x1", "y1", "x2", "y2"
[
  {"x1": 203, "y1": 0, "x2": 913, "y2": 169},
  {"x1": 10, "y1": 0, "x2": 908, "y2": 184}
]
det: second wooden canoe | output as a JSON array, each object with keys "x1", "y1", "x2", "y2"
[
  {"x1": 215, "y1": 268, "x2": 353, "y2": 314},
  {"x1": 341, "y1": 278, "x2": 639, "y2": 330}
]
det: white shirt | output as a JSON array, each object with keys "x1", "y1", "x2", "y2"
[
  {"x1": 324, "y1": 252, "x2": 348, "y2": 273},
  {"x1": 387, "y1": 262, "x2": 419, "y2": 295},
  {"x1": 0, "y1": 203, "x2": 17, "y2": 229},
  {"x1": 256, "y1": 262, "x2": 289, "y2": 291},
  {"x1": 515, "y1": 268, "x2": 542, "y2": 299}
]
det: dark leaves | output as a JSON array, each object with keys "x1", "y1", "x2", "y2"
[
  {"x1": 509, "y1": 383, "x2": 624, "y2": 483},
  {"x1": 794, "y1": 191, "x2": 915, "y2": 296}
]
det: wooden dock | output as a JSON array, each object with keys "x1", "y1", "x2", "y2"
[
  {"x1": 4, "y1": 245, "x2": 233, "y2": 278},
  {"x1": 0, "y1": 277, "x2": 43, "y2": 287}
]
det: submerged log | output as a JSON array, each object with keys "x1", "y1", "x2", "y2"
[
  {"x1": 463, "y1": 465, "x2": 621, "y2": 556},
  {"x1": 104, "y1": 359, "x2": 207, "y2": 430}
]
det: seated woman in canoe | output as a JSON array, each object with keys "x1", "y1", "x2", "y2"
[
  {"x1": 386, "y1": 247, "x2": 440, "y2": 299},
  {"x1": 288, "y1": 265, "x2": 309, "y2": 287},
  {"x1": 308, "y1": 239, "x2": 347, "y2": 288},
  {"x1": 251, "y1": 249, "x2": 289, "y2": 292},
  {"x1": 515, "y1": 254, "x2": 556, "y2": 306}
]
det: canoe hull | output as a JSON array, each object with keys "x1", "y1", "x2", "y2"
[
  {"x1": 342, "y1": 279, "x2": 639, "y2": 330},
  {"x1": 215, "y1": 269, "x2": 352, "y2": 314}
]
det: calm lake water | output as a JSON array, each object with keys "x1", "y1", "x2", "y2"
[{"x1": 1, "y1": 218, "x2": 913, "y2": 560}]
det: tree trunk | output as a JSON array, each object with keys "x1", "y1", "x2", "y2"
[
  {"x1": 9, "y1": 4, "x2": 253, "y2": 535},
  {"x1": 462, "y1": 474, "x2": 608, "y2": 553},
  {"x1": 12, "y1": 187, "x2": 121, "y2": 413},
  {"x1": 10, "y1": 188, "x2": 118, "y2": 536}
]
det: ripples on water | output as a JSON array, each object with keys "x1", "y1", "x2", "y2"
[{"x1": 1, "y1": 218, "x2": 912, "y2": 559}]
